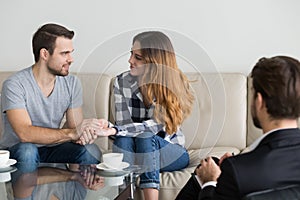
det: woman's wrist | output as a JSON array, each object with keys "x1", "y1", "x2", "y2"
[
  {"x1": 111, "y1": 127, "x2": 118, "y2": 135},
  {"x1": 107, "y1": 121, "x2": 114, "y2": 128}
]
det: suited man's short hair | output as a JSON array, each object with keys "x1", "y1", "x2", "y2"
[{"x1": 251, "y1": 56, "x2": 300, "y2": 119}]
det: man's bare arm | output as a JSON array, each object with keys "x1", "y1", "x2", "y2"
[{"x1": 7, "y1": 109, "x2": 79, "y2": 144}]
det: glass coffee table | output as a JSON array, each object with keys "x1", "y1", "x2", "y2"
[
  {"x1": 96, "y1": 164, "x2": 147, "y2": 200},
  {"x1": 0, "y1": 163, "x2": 146, "y2": 200}
]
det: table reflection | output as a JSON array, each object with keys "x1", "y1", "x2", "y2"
[
  {"x1": 10, "y1": 162, "x2": 104, "y2": 200},
  {"x1": 1, "y1": 162, "x2": 149, "y2": 200}
]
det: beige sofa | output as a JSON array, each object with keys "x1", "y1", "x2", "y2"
[{"x1": 0, "y1": 71, "x2": 262, "y2": 200}]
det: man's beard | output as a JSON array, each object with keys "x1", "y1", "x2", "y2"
[
  {"x1": 252, "y1": 115, "x2": 262, "y2": 129},
  {"x1": 251, "y1": 104, "x2": 262, "y2": 129},
  {"x1": 47, "y1": 65, "x2": 69, "y2": 77}
]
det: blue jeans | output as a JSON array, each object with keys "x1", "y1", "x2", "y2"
[
  {"x1": 9, "y1": 142, "x2": 101, "y2": 173},
  {"x1": 113, "y1": 132, "x2": 189, "y2": 190}
]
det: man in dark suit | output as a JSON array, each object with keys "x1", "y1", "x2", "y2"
[
  {"x1": 198, "y1": 55, "x2": 300, "y2": 200},
  {"x1": 177, "y1": 55, "x2": 300, "y2": 200}
]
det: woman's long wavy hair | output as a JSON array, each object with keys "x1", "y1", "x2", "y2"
[{"x1": 133, "y1": 31, "x2": 194, "y2": 134}]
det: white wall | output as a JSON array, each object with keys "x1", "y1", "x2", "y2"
[{"x1": 1, "y1": 0, "x2": 299, "y2": 75}]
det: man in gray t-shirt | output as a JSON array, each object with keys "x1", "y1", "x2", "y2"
[
  {"x1": 0, "y1": 24, "x2": 102, "y2": 174},
  {"x1": 1, "y1": 67, "x2": 83, "y2": 148}
]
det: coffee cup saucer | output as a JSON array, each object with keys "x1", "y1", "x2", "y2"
[
  {"x1": 0, "y1": 159, "x2": 17, "y2": 169},
  {"x1": 96, "y1": 161, "x2": 130, "y2": 172}
]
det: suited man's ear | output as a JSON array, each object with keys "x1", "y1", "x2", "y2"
[{"x1": 255, "y1": 92, "x2": 265, "y2": 111}]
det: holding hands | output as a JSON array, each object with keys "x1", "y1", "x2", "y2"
[
  {"x1": 75, "y1": 118, "x2": 102, "y2": 145},
  {"x1": 75, "y1": 119, "x2": 117, "y2": 145}
]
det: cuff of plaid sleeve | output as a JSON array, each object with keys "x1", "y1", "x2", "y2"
[{"x1": 108, "y1": 121, "x2": 114, "y2": 128}]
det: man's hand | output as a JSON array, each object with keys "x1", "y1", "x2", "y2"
[
  {"x1": 75, "y1": 118, "x2": 101, "y2": 145},
  {"x1": 77, "y1": 118, "x2": 102, "y2": 135},
  {"x1": 98, "y1": 119, "x2": 109, "y2": 129},
  {"x1": 75, "y1": 118, "x2": 115, "y2": 145},
  {"x1": 76, "y1": 127, "x2": 98, "y2": 145},
  {"x1": 196, "y1": 157, "x2": 221, "y2": 184}
]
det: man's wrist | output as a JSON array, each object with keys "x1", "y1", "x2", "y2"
[{"x1": 68, "y1": 128, "x2": 79, "y2": 140}]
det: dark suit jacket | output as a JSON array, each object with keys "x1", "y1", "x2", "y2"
[{"x1": 199, "y1": 128, "x2": 300, "y2": 200}]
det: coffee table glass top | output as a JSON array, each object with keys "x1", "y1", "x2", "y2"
[{"x1": 0, "y1": 162, "x2": 142, "y2": 200}]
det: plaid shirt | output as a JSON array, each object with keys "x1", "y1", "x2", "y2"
[{"x1": 113, "y1": 71, "x2": 186, "y2": 147}]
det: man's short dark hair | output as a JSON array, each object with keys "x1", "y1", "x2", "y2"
[
  {"x1": 251, "y1": 56, "x2": 300, "y2": 119},
  {"x1": 32, "y1": 23, "x2": 74, "y2": 62}
]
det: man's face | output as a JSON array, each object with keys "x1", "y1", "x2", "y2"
[
  {"x1": 251, "y1": 92, "x2": 262, "y2": 129},
  {"x1": 46, "y1": 37, "x2": 74, "y2": 76}
]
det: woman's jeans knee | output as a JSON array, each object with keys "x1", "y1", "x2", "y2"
[{"x1": 113, "y1": 132, "x2": 189, "y2": 190}]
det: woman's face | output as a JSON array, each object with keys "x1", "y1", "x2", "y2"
[{"x1": 129, "y1": 41, "x2": 146, "y2": 76}]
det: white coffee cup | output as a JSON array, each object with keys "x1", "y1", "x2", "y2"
[
  {"x1": 102, "y1": 153, "x2": 123, "y2": 169},
  {"x1": 0, "y1": 150, "x2": 9, "y2": 166},
  {"x1": 0, "y1": 172, "x2": 11, "y2": 182},
  {"x1": 104, "y1": 176, "x2": 124, "y2": 186}
]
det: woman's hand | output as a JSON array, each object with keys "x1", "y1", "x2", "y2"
[
  {"x1": 95, "y1": 127, "x2": 117, "y2": 137},
  {"x1": 98, "y1": 119, "x2": 109, "y2": 128}
]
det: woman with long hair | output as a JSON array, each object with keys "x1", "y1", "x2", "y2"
[{"x1": 102, "y1": 31, "x2": 194, "y2": 200}]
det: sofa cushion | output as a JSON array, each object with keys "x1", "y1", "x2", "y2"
[{"x1": 183, "y1": 73, "x2": 247, "y2": 151}]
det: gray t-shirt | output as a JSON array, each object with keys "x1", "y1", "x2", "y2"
[{"x1": 0, "y1": 66, "x2": 83, "y2": 148}]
